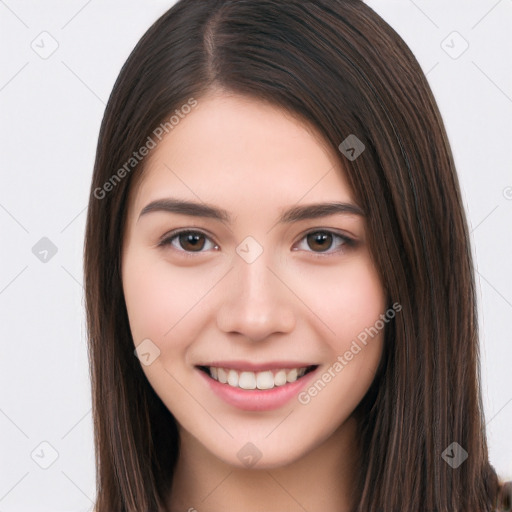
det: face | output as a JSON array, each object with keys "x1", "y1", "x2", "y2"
[{"x1": 121, "y1": 91, "x2": 387, "y2": 469}]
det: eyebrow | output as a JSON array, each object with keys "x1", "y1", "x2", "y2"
[{"x1": 137, "y1": 198, "x2": 365, "y2": 224}]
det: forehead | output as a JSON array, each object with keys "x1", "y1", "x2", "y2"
[{"x1": 128, "y1": 93, "x2": 355, "y2": 220}]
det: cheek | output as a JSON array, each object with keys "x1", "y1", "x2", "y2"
[
  {"x1": 295, "y1": 255, "x2": 386, "y2": 346},
  {"x1": 338, "y1": 263, "x2": 386, "y2": 339},
  {"x1": 295, "y1": 259, "x2": 386, "y2": 421},
  {"x1": 122, "y1": 250, "x2": 203, "y2": 351},
  {"x1": 123, "y1": 254, "x2": 171, "y2": 343}
]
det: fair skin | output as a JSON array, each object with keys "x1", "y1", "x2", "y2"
[{"x1": 121, "y1": 91, "x2": 387, "y2": 512}]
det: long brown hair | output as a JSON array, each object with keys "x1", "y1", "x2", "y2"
[{"x1": 83, "y1": 1, "x2": 508, "y2": 510}]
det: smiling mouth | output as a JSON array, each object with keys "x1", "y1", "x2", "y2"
[{"x1": 197, "y1": 365, "x2": 318, "y2": 390}]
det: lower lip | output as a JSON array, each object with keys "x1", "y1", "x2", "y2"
[{"x1": 196, "y1": 367, "x2": 319, "y2": 411}]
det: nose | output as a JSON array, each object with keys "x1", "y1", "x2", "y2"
[{"x1": 215, "y1": 250, "x2": 296, "y2": 342}]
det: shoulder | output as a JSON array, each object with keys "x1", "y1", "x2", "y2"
[{"x1": 497, "y1": 480, "x2": 512, "y2": 511}]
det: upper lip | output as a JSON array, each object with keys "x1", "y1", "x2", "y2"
[{"x1": 196, "y1": 361, "x2": 318, "y2": 372}]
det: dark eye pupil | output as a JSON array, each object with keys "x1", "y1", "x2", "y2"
[
  {"x1": 307, "y1": 232, "x2": 332, "y2": 252},
  {"x1": 180, "y1": 232, "x2": 205, "y2": 251}
]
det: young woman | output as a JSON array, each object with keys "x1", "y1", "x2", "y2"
[{"x1": 84, "y1": 1, "x2": 511, "y2": 510}]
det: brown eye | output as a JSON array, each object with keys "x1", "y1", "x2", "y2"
[
  {"x1": 294, "y1": 230, "x2": 355, "y2": 256},
  {"x1": 306, "y1": 231, "x2": 334, "y2": 252},
  {"x1": 158, "y1": 230, "x2": 217, "y2": 253},
  {"x1": 178, "y1": 232, "x2": 206, "y2": 251}
]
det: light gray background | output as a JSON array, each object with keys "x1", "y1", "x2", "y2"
[{"x1": 1, "y1": 1, "x2": 511, "y2": 511}]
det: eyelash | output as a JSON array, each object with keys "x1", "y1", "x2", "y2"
[{"x1": 157, "y1": 228, "x2": 356, "y2": 258}]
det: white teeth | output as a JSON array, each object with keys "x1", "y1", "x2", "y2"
[
  {"x1": 287, "y1": 368, "x2": 298, "y2": 382},
  {"x1": 274, "y1": 370, "x2": 288, "y2": 386},
  {"x1": 205, "y1": 366, "x2": 311, "y2": 390},
  {"x1": 217, "y1": 368, "x2": 227, "y2": 384},
  {"x1": 256, "y1": 371, "x2": 274, "y2": 390},
  {"x1": 239, "y1": 372, "x2": 257, "y2": 390},
  {"x1": 227, "y1": 369, "x2": 239, "y2": 387}
]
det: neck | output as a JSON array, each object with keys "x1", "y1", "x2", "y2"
[{"x1": 167, "y1": 416, "x2": 360, "y2": 512}]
